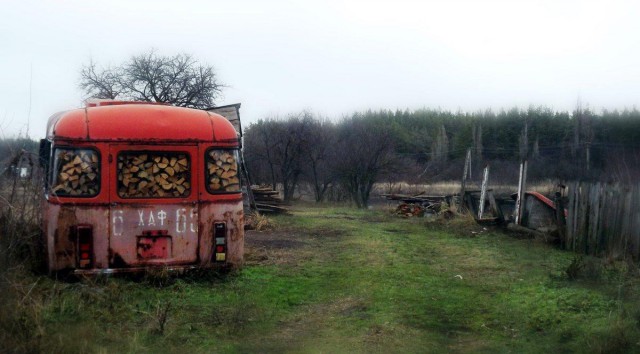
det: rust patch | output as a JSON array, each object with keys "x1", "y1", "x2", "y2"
[
  {"x1": 54, "y1": 207, "x2": 78, "y2": 269},
  {"x1": 137, "y1": 236, "x2": 171, "y2": 259}
]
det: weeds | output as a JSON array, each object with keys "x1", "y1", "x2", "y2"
[
  {"x1": 153, "y1": 300, "x2": 172, "y2": 335},
  {"x1": 246, "y1": 211, "x2": 274, "y2": 231},
  {"x1": 0, "y1": 272, "x2": 46, "y2": 353},
  {"x1": 566, "y1": 255, "x2": 585, "y2": 280},
  {"x1": 143, "y1": 266, "x2": 175, "y2": 288},
  {"x1": 0, "y1": 144, "x2": 44, "y2": 275}
]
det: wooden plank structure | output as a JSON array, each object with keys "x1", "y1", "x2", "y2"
[
  {"x1": 565, "y1": 182, "x2": 640, "y2": 259},
  {"x1": 462, "y1": 189, "x2": 505, "y2": 224},
  {"x1": 251, "y1": 186, "x2": 289, "y2": 214},
  {"x1": 206, "y1": 104, "x2": 243, "y2": 138}
]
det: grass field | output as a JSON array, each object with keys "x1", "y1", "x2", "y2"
[{"x1": 2, "y1": 205, "x2": 640, "y2": 353}]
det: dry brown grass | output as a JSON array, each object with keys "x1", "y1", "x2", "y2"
[
  {"x1": 245, "y1": 211, "x2": 275, "y2": 231},
  {"x1": 374, "y1": 179, "x2": 559, "y2": 197}
]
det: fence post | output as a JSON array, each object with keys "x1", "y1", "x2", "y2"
[
  {"x1": 554, "y1": 187, "x2": 566, "y2": 248},
  {"x1": 478, "y1": 165, "x2": 489, "y2": 219},
  {"x1": 514, "y1": 160, "x2": 528, "y2": 225},
  {"x1": 458, "y1": 148, "x2": 471, "y2": 212}
]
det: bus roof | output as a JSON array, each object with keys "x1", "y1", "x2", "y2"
[{"x1": 46, "y1": 102, "x2": 238, "y2": 143}]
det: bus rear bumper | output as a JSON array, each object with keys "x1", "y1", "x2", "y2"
[{"x1": 71, "y1": 264, "x2": 231, "y2": 276}]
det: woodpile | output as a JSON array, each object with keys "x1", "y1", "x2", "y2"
[
  {"x1": 207, "y1": 150, "x2": 240, "y2": 192},
  {"x1": 395, "y1": 203, "x2": 426, "y2": 217},
  {"x1": 52, "y1": 150, "x2": 99, "y2": 196},
  {"x1": 384, "y1": 193, "x2": 447, "y2": 216},
  {"x1": 117, "y1": 153, "x2": 190, "y2": 198},
  {"x1": 251, "y1": 186, "x2": 289, "y2": 214}
]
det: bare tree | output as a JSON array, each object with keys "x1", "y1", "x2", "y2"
[
  {"x1": 79, "y1": 61, "x2": 122, "y2": 100},
  {"x1": 301, "y1": 117, "x2": 336, "y2": 202},
  {"x1": 243, "y1": 113, "x2": 314, "y2": 202},
  {"x1": 272, "y1": 114, "x2": 313, "y2": 202},
  {"x1": 244, "y1": 120, "x2": 280, "y2": 189},
  {"x1": 80, "y1": 51, "x2": 223, "y2": 108},
  {"x1": 334, "y1": 116, "x2": 395, "y2": 208}
]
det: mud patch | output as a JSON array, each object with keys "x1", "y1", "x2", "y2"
[
  {"x1": 341, "y1": 303, "x2": 371, "y2": 320},
  {"x1": 246, "y1": 231, "x2": 307, "y2": 250},
  {"x1": 307, "y1": 227, "x2": 349, "y2": 239},
  {"x1": 244, "y1": 230, "x2": 315, "y2": 266},
  {"x1": 323, "y1": 214, "x2": 357, "y2": 220},
  {"x1": 383, "y1": 228, "x2": 402, "y2": 233}
]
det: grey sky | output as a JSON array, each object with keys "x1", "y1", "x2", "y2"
[{"x1": 1, "y1": 0, "x2": 639, "y2": 139}]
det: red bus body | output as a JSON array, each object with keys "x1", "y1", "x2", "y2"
[{"x1": 42, "y1": 101, "x2": 244, "y2": 275}]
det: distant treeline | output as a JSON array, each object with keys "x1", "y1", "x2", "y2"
[
  {"x1": 3, "y1": 106, "x2": 639, "y2": 207},
  {"x1": 244, "y1": 106, "x2": 640, "y2": 206}
]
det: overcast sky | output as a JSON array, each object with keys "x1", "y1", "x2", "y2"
[{"x1": 1, "y1": 0, "x2": 639, "y2": 138}]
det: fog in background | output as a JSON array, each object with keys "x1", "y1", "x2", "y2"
[{"x1": 1, "y1": 0, "x2": 639, "y2": 138}]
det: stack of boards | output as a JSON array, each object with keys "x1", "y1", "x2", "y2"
[
  {"x1": 251, "y1": 186, "x2": 289, "y2": 214},
  {"x1": 118, "y1": 153, "x2": 190, "y2": 198},
  {"x1": 52, "y1": 149, "x2": 99, "y2": 196},
  {"x1": 207, "y1": 150, "x2": 240, "y2": 192}
]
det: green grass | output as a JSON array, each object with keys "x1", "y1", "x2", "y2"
[{"x1": 2, "y1": 205, "x2": 640, "y2": 353}]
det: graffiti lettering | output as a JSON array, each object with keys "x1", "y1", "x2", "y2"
[
  {"x1": 158, "y1": 210, "x2": 167, "y2": 226},
  {"x1": 114, "y1": 208, "x2": 197, "y2": 233},
  {"x1": 176, "y1": 208, "x2": 187, "y2": 233},
  {"x1": 112, "y1": 210, "x2": 124, "y2": 236},
  {"x1": 190, "y1": 208, "x2": 198, "y2": 232}
]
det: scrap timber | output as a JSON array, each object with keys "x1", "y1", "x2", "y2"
[
  {"x1": 384, "y1": 190, "x2": 513, "y2": 225},
  {"x1": 251, "y1": 186, "x2": 290, "y2": 214}
]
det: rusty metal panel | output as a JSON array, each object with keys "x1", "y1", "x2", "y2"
[
  {"x1": 199, "y1": 201, "x2": 244, "y2": 266},
  {"x1": 45, "y1": 204, "x2": 110, "y2": 272},
  {"x1": 137, "y1": 236, "x2": 171, "y2": 259}
]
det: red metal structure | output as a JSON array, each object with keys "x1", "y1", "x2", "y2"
[{"x1": 40, "y1": 101, "x2": 244, "y2": 275}]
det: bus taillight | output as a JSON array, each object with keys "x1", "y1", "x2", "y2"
[
  {"x1": 213, "y1": 222, "x2": 226, "y2": 262},
  {"x1": 73, "y1": 225, "x2": 93, "y2": 269}
]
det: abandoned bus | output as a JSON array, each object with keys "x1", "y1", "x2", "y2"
[{"x1": 40, "y1": 101, "x2": 244, "y2": 275}]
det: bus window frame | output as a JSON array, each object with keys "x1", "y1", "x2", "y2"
[
  {"x1": 115, "y1": 150, "x2": 193, "y2": 199},
  {"x1": 49, "y1": 146, "x2": 102, "y2": 198},
  {"x1": 204, "y1": 147, "x2": 241, "y2": 195}
]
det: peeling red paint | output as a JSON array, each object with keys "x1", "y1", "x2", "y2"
[{"x1": 137, "y1": 236, "x2": 171, "y2": 259}]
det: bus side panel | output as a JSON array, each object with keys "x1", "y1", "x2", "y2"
[
  {"x1": 199, "y1": 201, "x2": 244, "y2": 267},
  {"x1": 45, "y1": 204, "x2": 110, "y2": 272}
]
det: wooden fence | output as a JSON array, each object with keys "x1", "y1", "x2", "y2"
[{"x1": 565, "y1": 181, "x2": 640, "y2": 259}]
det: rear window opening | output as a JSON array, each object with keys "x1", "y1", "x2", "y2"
[
  {"x1": 50, "y1": 148, "x2": 100, "y2": 197},
  {"x1": 117, "y1": 151, "x2": 191, "y2": 198},
  {"x1": 206, "y1": 149, "x2": 240, "y2": 193}
]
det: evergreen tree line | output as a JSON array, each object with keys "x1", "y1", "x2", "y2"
[{"x1": 244, "y1": 106, "x2": 640, "y2": 207}]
